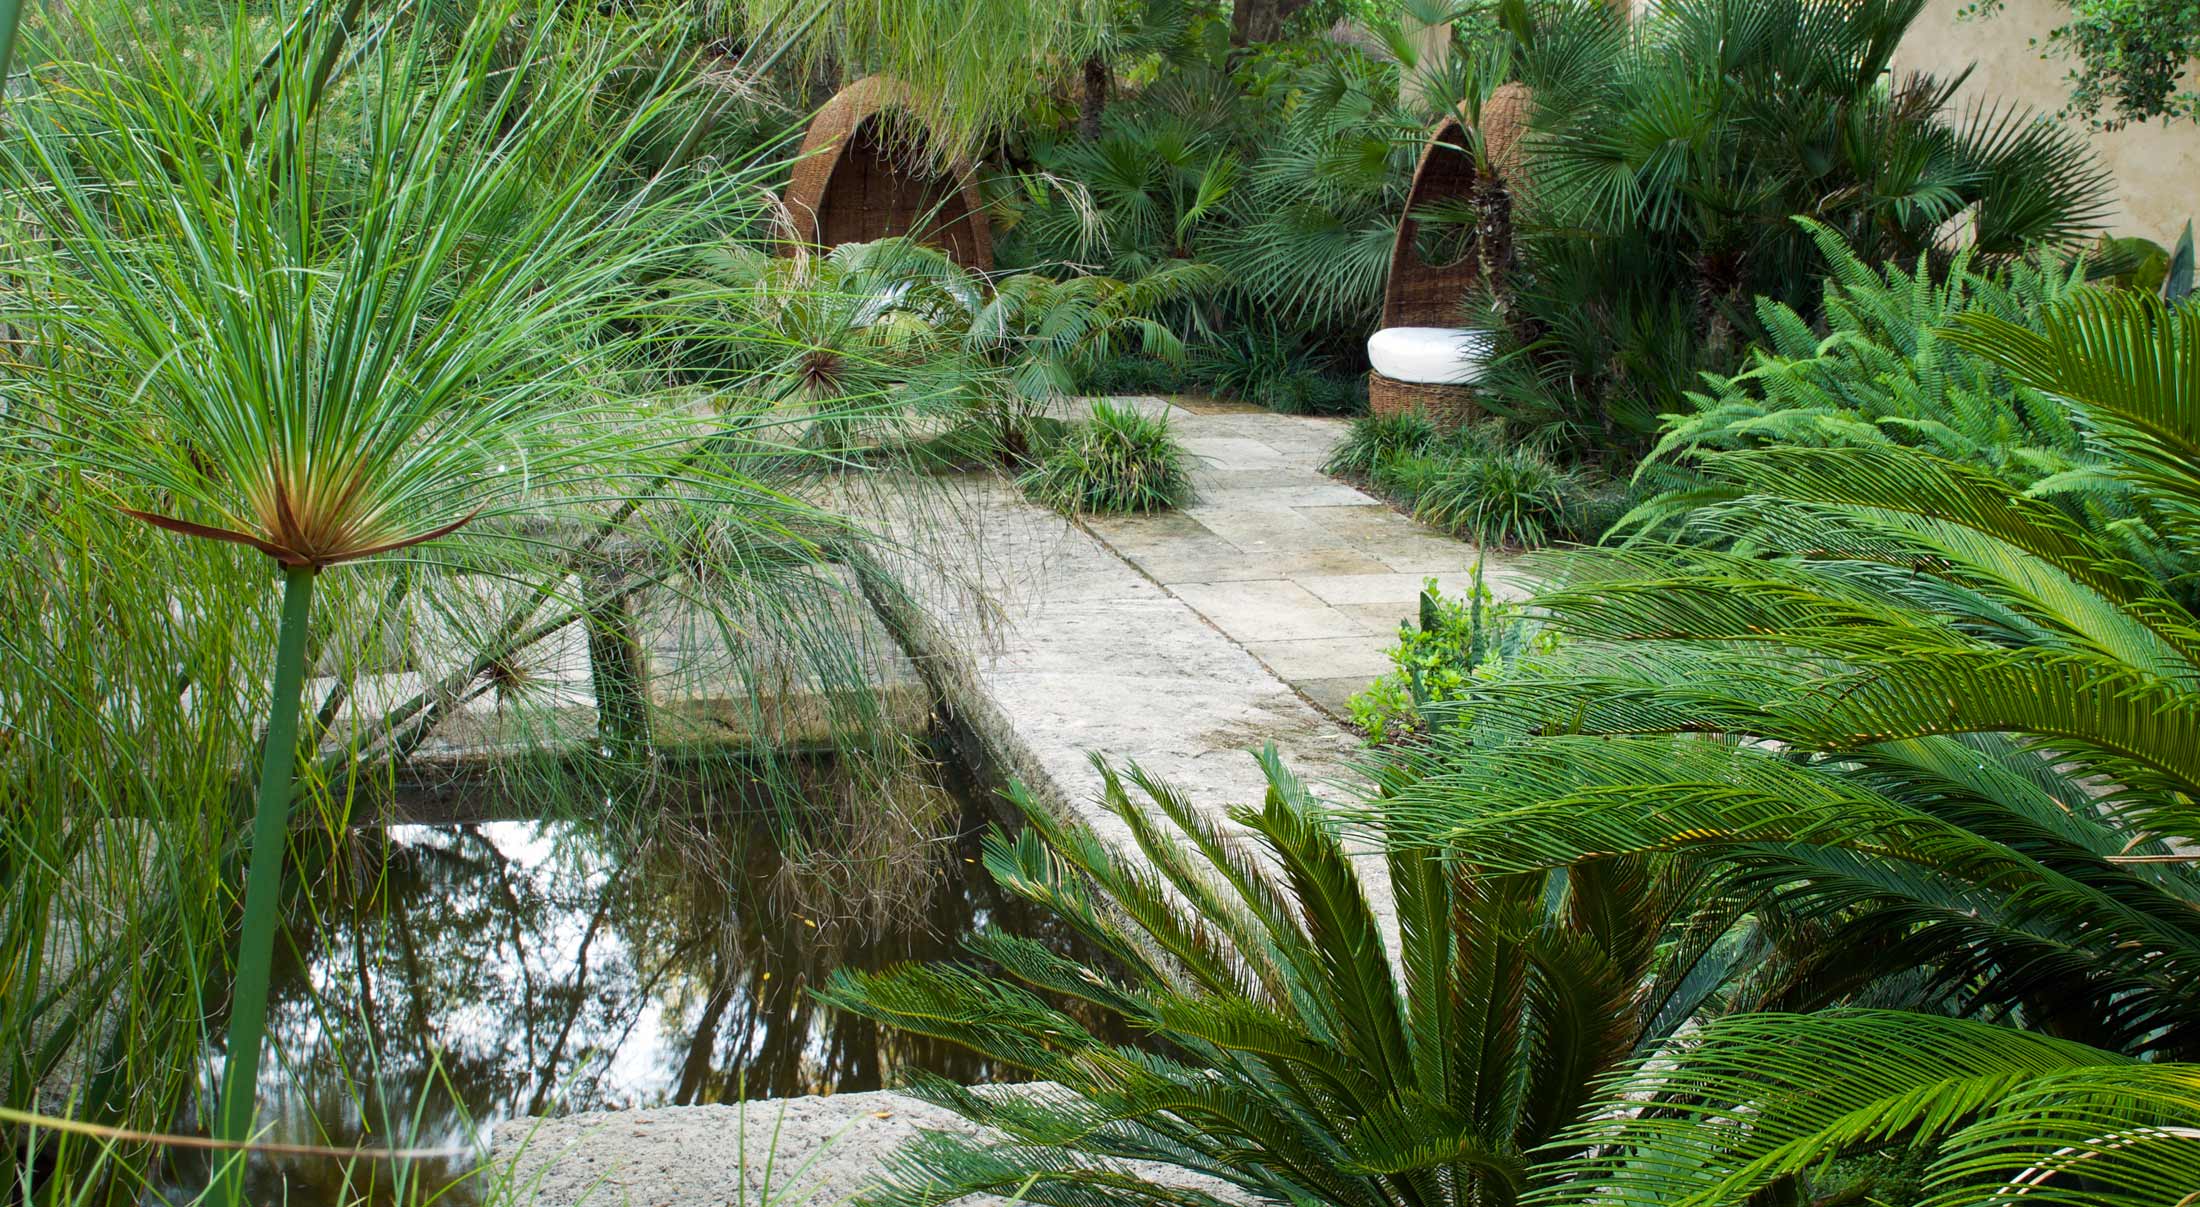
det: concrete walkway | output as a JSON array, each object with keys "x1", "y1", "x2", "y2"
[
  {"x1": 1080, "y1": 397, "x2": 1524, "y2": 717},
  {"x1": 492, "y1": 398, "x2": 1511, "y2": 1206}
]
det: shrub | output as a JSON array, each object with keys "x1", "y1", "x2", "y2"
[
  {"x1": 1413, "y1": 446, "x2": 1583, "y2": 549},
  {"x1": 1321, "y1": 411, "x2": 1441, "y2": 477},
  {"x1": 1625, "y1": 224, "x2": 2200, "y2": 595},
  {"x1": 1016, "y1": 400, "x2": 1195, "y2": 514},
  {"x1": 1362, "y1": 292, "x2": 2200, "y2": 1200},
  {"x1": 1190, "y1": 320, "x2": 1360, "y2": 414},
  {"x1": 1494, "y1": 0, "x2": 2112, "y2": 453},
  {"x1": 1368, "y1": 448, "x2": 1447, "y2": 503},
  {"x1": 1644, "y1": 223, "x2": 2091, "y2": 479},
  {"x1": 1078, "y1": 352, "x2": 1186, "y2": 397},
  {"x1": 821, "y1": 752, "x2": 1761, "y2": 1207},
  {"x1": 1349, "y1": 572, "x2": 1544, "y2": 743}
]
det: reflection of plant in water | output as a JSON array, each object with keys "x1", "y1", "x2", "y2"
[{"x1": 238, "y1": 757, "x2": 1116, "y2": 1203}]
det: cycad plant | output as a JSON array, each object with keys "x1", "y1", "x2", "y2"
[
  {"x1": 1, "y1": 0, "x2": 792, "y2": 1177},
  {"x1": 1363, "y1": 289, "x2": 2200, "y2": 1201},
  {"x1": 822, "y1": 752, "x2": 1769, "y2": 1207}
]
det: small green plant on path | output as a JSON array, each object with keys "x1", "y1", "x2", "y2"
[
  {"x1": 1350, "y1": 568, "x2": 1545, "y2": 743},
  {"x1": 1016, "y1": 399, "x2": 1195, "y2": 514}
]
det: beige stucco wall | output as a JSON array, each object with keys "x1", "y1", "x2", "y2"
[{"x1": 1900, "y1": 0, "x2": 2198, "y2": 244}]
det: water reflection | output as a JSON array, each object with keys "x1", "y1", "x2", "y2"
[{"x1": 191, "y1": 759, "x2": 1105, "y2": 1206}]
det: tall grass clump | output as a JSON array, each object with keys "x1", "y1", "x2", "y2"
[
  {"x1": 1321, "y1": 411, "x2": 1440, "y2": 478},
  {"x1": 1412, "y1": 446, "x2": 1583, "y2": 550},
  {"x1": 1017, "y1": 400, "x2": 1195, "y2": 514},
  {"x1": 0, "y1": 0, "x2": 946, "y2": 1199}
]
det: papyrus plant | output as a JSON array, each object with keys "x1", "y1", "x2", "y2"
[{"x1": 0, "y1": 0, "x2": 785, "y2": 1192}]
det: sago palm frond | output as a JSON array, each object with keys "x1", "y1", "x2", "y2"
[
  {"x1": 1532, "y1": 1010, "x2": 2200, "y2": 1207},
  {"x1": 821, "y1": 750, "x2": 1758, "y2": 1207},
  {"x1": 1365, "y1": 284, "x2": 2200, "y2": 1064}
]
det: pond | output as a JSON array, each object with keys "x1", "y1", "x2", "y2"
[{"x1": 174, "y1": 745, "x2": 1110, "y2": 1206}]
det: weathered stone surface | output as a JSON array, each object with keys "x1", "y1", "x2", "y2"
[
  {"x1": 1243, "y1": 636, "x2": 1398, "y2": 682},
  {"x1": 1069, "y1": 402, "x2": 1523, "y2": 718},
  {"x1": 1170, "y1": 580, "x2": 1370, "y2": 642},
  {"x1": 1296, "y1": 569, "x2": 1525, "y2": 607},
  {"x1": 497, "y1": 1091, "x2": 977, "y2": 1207},
  {"x1": 305, "y1": 567, "x2": 931, "y2": 766},
  {"x1": 497, "y1": 1087, "x2": 1242, "y2": 1207},
  {"x1": 488, "y1": 399, "x2": 1534, "y2": 1205}
]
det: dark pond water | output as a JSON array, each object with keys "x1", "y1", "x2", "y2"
[{"x1": 177, "y1": 752, "x2": 1116, "y2": 1206}]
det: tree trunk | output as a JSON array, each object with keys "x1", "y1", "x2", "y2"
[
  {"x1": 1230, "y1": 0, "x2": 1312, "y2": 47},
  {"x1": 1473, "y1": 175, "x2": 1518, "y2": 326},
  {"x1": 1080, "y1": 54, "x2": 1108, "y2": 139}
]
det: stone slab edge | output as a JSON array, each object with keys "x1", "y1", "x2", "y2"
[{"x1": 492, "y1": 486, "x2": 1357, "y2": 1207}]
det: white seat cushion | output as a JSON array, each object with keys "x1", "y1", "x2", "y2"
[{"x1": 1367, "y1": 326, "x2": 1496, "y2": 385}]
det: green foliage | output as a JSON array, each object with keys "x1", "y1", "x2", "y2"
[
  {"x1": 0, "y1": 1, "x2": 986, "y2": 1196},
  {"x1": 994, "y1": 11, "x2": 1505, "y2": 412},
  {"x1": 1412, "y1": 446, "x2": 1583, "y2": 548},
  {"x1": 968, "y1": 262, "x2": 1222, "y2": 457},
  {"x1": 1017, "y1": 400, "x2": 1196, "y2": 513},
  {"x1": 2089, "y1": 232, "x2": 2173, "y2": 292},
  {"x1": 1644, "y1": 223, "x2": 2091, "y2": 474},
  {"x1": 689, "y1": 237, "x2": 1215, "y2": 462},
  {"x1": 1495, "y1": 0, "x2": 2113, "y2": 451},
  {"x1": 1969, "y1": 0, "x2": 2200, "y2": 128},
  {"x1": 1348, "y1": 572, "x2": 1544, "y2": 742},
  {"x1": 725, "y1": 0, "x2": 1118, "y2": 163},
  {"x1": 1547, "y1": 1012, "x2": 2200, "y2": 1207},
  {"x1": 1370, "y1": 448, "x2": 1451, "y2": 500},
  {"x1": 1361, "y1": 289, "x2": 2200, "y2": 1199},
  {"x1": 1333, "y1": 416, "x2": 1605, "y2": 550},
  {"x1": 822, "y1": 750, "x2": 1762, "y2": 1207},
  {"x1": 1634, "y1": 225, "x2": 2200, "y2": 598},
  {"x1": 1322, "y1": 411, "x2": 1442, "y2": 476},
  {"x1": 1190, "y1": 320, "x2": 1361, "y2": 414},
  {"x1": 2169, "y1": 218, "x2": 2196, "y2": 301}
]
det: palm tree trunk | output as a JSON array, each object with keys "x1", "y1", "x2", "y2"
[
  {"x1": 1079, "y1": 54, "x2": 1108, "y2": 139},
  {"x1": 1229, "y1": 0, "x2": 1311, "y2": 47}
]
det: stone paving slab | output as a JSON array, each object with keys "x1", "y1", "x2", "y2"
[
  {"x1": 1242, "y1": 636, "x2": 1399, "y2": 682},
  {"x1": 1297, "y1": 569, "x2": 1526, "y2": 607},
  {"x1": 1170, "y1": 579, "x2": 1370, "y2": 643},
  {"x1": 491, "y1": 398, "x2": 1516, "y2": 1204},
  {"x1": 1076, "y1": 398, "x2": 1520, "y2": 719},
  {"x1": 496, "y1": 465, "x2": 1379, "y2": 1207}
]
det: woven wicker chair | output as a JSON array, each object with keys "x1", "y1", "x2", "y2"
[
  {"x1": 1368, "y1": 85, "x2": 1532, "y2": 428},
  {"x1": 781, "y1": 77, "x2": 994, "y2": 271}
]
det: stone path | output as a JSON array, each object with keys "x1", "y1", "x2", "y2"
[
  {"x1": 492, "y1": 398, "x2": 1515, "y2": 1206},
  {"x1": 1078, "y1": 397, "x2": 1524, "y2": 718}
]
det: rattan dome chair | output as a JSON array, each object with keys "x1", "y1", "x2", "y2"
[
  {"x1": 781, "y1": 77, "x2": 994, "y2": 272},
  {"x1": 1367, "y1": 84, "x2": 1532, "y2": 427}
]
